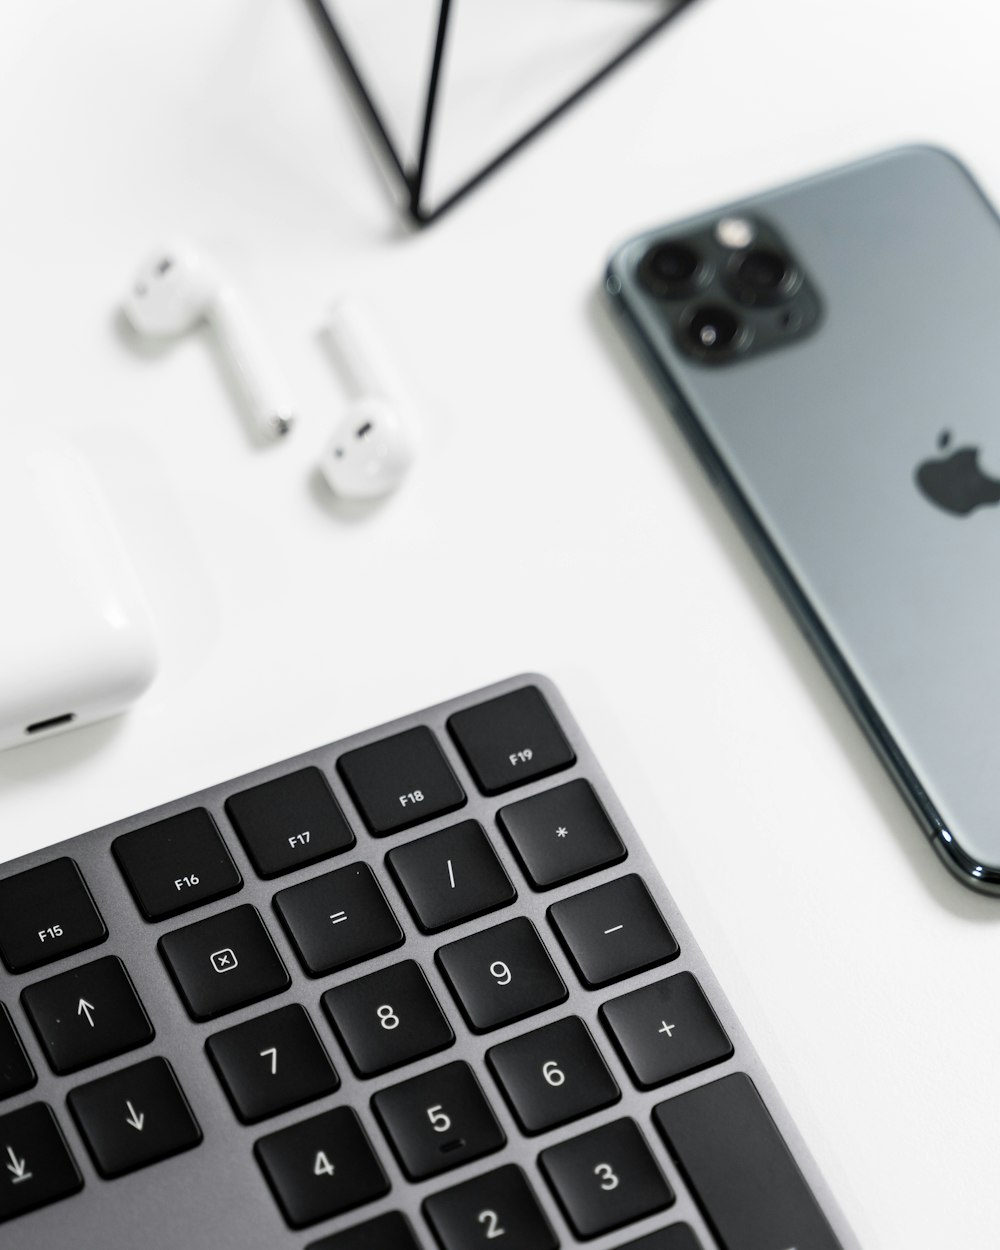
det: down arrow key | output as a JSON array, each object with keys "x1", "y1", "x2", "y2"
[{"x1": 68, "y1": 1057, "x2": 202, "y2": 1179}]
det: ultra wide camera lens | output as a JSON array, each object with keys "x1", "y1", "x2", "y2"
[
  {"x1": 681, "y1": 304, "x2": 746, "y2": 358},
  {"x1": 728, "y1": 246, "x2": 800, "y2": 305},
  {"x1": 639, "y1": 241, "x2": 703, "y2": 298}
]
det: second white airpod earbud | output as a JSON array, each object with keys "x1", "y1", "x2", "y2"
[
  {"x1": 320, "y1": 300, "x2": 416, "y2": 500},
  {"x1": 123, "y1": 242, "x2": 296, "y2": 442}
]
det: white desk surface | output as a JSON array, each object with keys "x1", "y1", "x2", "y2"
[{"x1": 3, "y1": 2, "x2": 999, "y2": 1245}]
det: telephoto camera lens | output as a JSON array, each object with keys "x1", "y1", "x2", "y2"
[
  {"x1": 680, "y1": 304, "x2": 746, "y2": 359},
  {"x1": 639, "y1": 241, "x2": 703, "y2": 298},
  {"x1": 728, "y1": 246, "x2": 800, "y2": 305}
]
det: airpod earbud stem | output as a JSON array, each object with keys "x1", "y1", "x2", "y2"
[
  {"x1": 123, "y1": 242, "x2": 295, "y2": 444},
  {"x1": 211, "y1": 289, "x2": 296, "y2": 440}
]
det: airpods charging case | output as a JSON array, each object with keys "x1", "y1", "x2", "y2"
[{"x1": 0, "y1": 431, "x2": 159, "y2": 749}]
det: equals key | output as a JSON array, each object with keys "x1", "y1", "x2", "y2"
[{"x1": 548, "y1": 875, "x2": 679, "y2": 988}]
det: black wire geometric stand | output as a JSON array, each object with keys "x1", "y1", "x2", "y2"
[{"x1": 307, "y1": 0, "x2": 702, "y2": 226}]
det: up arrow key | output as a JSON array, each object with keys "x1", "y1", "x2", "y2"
[
  {"x1": 5, "y1": 1144, "x2": 32, "y2": 1184},
  {"x1": 77, "y1": 998, "x2": 96, "y2": 1028},
  {"x1": 125, "y1": 1101, "x2": 145, "y2": 1131}
]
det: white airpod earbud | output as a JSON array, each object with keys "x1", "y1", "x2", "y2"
[
  {"x1": 320, "y1": 299, "x2": 416, "y2": 500},
  {"x1": 123, "y1": 242, "x2": 295, "y2": 442}
]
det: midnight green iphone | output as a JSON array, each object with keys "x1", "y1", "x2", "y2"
[{"x1": 606, "y1": 146, "x2": 1000, "y2": 894}]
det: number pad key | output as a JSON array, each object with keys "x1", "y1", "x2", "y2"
[
  {"x1": 423, "y1": 1163, "x2": 558, "y2": 1250},
  {"x1": 22, "y1": 955, "x2": 153, "y2": 1074},
  {"x1": 487, "y1": 1015, "x2": 620, "y2": 1134},
  {"x1": 158, "y1": 904, "x2": 290, "y2": 1021},
  {"x1": 338, "y1": 726, "x2": 466, "y2": 836},
  {"x1": 0, "y1": 858, "x2": 106, "y2": 973},
  {"x1": 0, "y1": 1004, "x2": 35, "y2": 1100},
  {"x1": 653, "y1": 1074, "x2": 842, "y2": 1250},
  {"x1": 226, "y1": 766, "x2": 355, "y2": 878},
  {"x1": 436, "y1": 917, "x2": 567, "y2": 1033},
  {"x1": 0, "y1": 1102, "x2": 82, "y2": 1224},
  {"x1": 600, "y1": 972, "x2": 733, "y2": 1089},
  {"x1": 322, "y1": 960, "x2": 454, "y2": 1077},
  {"x1": 373, "y1": 1059, "x2": 505, "y2": 1180},
  {"x1": 274, "y1": 863, "x2": 403, "y2": 976},
  {"x1": 67, "y1": 1056, "x2": 201, "y2": 1179},
  {"x1": 206, "y1": 1004, "x2": 339, "y2": 1123},
  {"x1": 307, "y1": 1211, "x2": 423, "y2": 1250},
  {"x1": 387, "y1": 820, "x2": 516, "y2": 933},
  {"x1": 447, "y1": 685, "x2": 575, "y2": 794},
  {"x1": 113, "y1": 810, "x2": 242, "y2": 921},
  {"x1": 539, "y1": 1117, "x2": 674, "y2": 1239},
  {"x1": 620, "y1": 1229, "x2": 705, "y2": 1250},
  {"x1": 254, "y1": 1106, "x2": 389, "y2": 1228},
  {"x1": 548, "y1": 874, "x2": 679, "y2": 988},
  {"x1": 498, "y1": 779, "x2": 626, "y2": 889}
]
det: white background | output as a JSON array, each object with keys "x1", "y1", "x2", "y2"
[{"x1": 2, "y1": 2, "x2": 1000, "y2": 1246}]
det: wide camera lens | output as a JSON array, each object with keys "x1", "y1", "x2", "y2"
[
  {"x1": 639, "y1": 242, "x2": 702, "y2": 298},
  {"x1": 729, "y1": 246, "x2": 799, "y2": 305},
  {"x1": 681, "y1": 305, "x2": 745, "y2": 358}
]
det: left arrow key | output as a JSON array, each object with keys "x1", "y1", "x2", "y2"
[
  {"x1": 22, "y1": 956, "x2": 153, "y2": 1075},
  {"x1": 0, "y1": 1103, "x2": 82, "y2": 1225}
]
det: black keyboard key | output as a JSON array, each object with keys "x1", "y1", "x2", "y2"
[
  {"x1": 159, "y1": 904, "x2": 290, "y2": 1021},
  {"x1": 0, "y1": 1005, "x2": 35, "y2": 1100},
  {"x1": 539, "y1": 1117, "x2": 674, "y2": 1239},
  {"x1": 600, "y1": 973, "x2": 733, "y2": 1090},
  {"x1": 436, "y1": 917, "x2": 566, "y2": 1033},
  {"x1": 338, "y1": 727, "x2": 465, "y2": 836},
  {"x1": 113, "y1": 809, "x2": 242, "y2": 921},
  {"x1": 322, "y1": 960, "x2": 453, "y2": 1077},
  {"x1": 549, "y1": 875, "x2": 679, "y2": 988},
  {"x1": 255, "y1": 1106, "x2": 389, "y2": 1229},
  {"x1": 22, "y1": 956, "x2": 153, "y2": 1075},
  {"x1": 498, "y1": 779, "x2": 626, "y2": 889},
  {"x1": 0, "y1": 858, "x2": 107, "y2": 973},
  {"x1": 387, "y1": 820, "x2": 516, "y2": 933},
  {"x1": 226, "y1": 767, "x2": 355, "y2": 878},
  {"x1": 487, "y1": 1015, "x2": 619, "y2": 1134},
  {"x1": 274, "y1": 863, "x2": 403, "y2": 976},
  {"x1": 448, "y1": 686, "x2": 575, "y2": 795},
  {"x1": 68, "y1": 1056, "x2": 201, "y2": 1179},
  {"x1": 653, "y1": 1073, "x2": 843, "y2": 1250},
  {"x1": 206, "y1": 1004, "x2": 339, "y2": 1123},
  {"x1": 0, "y1": 1102, "x2": 82, "y2": 1223},
  {"x1": 373, "y1": 1060, "x2": 505, "y2": 1180},
  {"x1": 424, "y1": 1164, "x2": 557, "y2": 1250},
  {"x1": 307, "y1": 1211, "x2": 423, "y2": 1250},
  {"x1": 620, "y1": 1228, "x2": 704, "y2": 1250}
]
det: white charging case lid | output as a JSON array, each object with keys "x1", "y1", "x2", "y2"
[{"x1": 0, "y1": 430, "x2": 158, "y2": 749}]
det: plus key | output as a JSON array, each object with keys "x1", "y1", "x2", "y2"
[{"x1": 600, "y1": 973, "x2": 733, "y2": 1089}]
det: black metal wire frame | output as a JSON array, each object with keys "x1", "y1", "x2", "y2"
[{"x1": 307, "y1": 0, "x2": 702, "y2": 226}]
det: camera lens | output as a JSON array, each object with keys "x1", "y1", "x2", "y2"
[
  {"x1": 680, "y1": 304, "x2": 746, "y2": 359},
  {"x1": 728, "y1": 246, "x2": 800, "y2": 305},
  {"x1": 639, "y1": 241, "x2": 703, "y2": 298}
]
